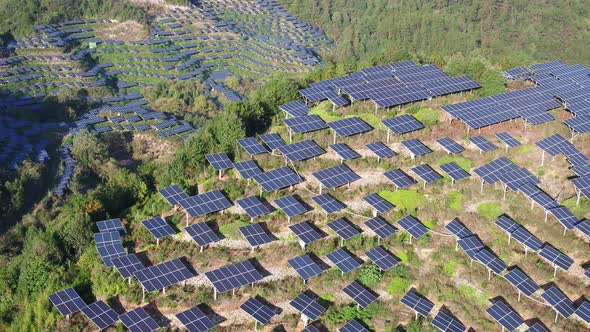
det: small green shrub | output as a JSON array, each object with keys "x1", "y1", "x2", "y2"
[
  {"x1": 358, "y1": 264, "x2": 382, "y2": 287},
  {"x1": 386, "y1": 276, "x2": 410, "y2": 296},
  {"x1": 445, "y1": 191, "x2": 464, "y2": 211},
  {"x1": 438, "y1": 156, "x2": 474, "y2": 171},
  {"x1": 443, "y1": 260, "x2": 458, "y2": 277},
  {"x1": 476, "y1": 202, "x2": 502, "y2": 220},
  {"x1": 219, "y1": 221, "x2": 250, "y2": 238},
  {"x1": 379, "y1": 190, "x2": 426, "y2": 213}
]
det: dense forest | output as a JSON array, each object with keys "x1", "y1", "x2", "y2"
[{"x1": 280, "y1": 0, "x2": 590, "y2": 67}]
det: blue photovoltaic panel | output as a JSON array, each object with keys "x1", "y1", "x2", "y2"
[
  {"x1": 330, "y1": 143, "x2": 360, "y2": 160},
  {"x1": 81, "y1": 300, "x2": 118, "y2": 330},
  {"x1": 97, "y1": 218, "x2": 125, "y2": 235},
  {"x1": 473, "y1": 157, "x2": 518, "y2": 184},
  {"x1": 535, "y1": 133, "x2": 569, "y2": 157},
  {"x1": 179, "y1": 190, "x2": 232, "y2": 218},
  {"x1": 541, "y1": 287, "x2": 575, "y2": 318},
  {"x1": 111, "y1": 253, "x2": 145, "y2": 279},
  {"x1": 278, "y1": 139, "x2": 325, "y2": 162},
  {"x1": 240, "y1": 297, "x2": 275, "y2": 325},
  {"x1": 326, "y1": 248, "x2": 362, "y2": 273},
  {"x1": 469, "y1": 136, "x2": 497, "y2": 152},
  {"x1": 539, "y1": 244, "x2": 573, "y2": 271},
  {"x1": 496, "y1": 167, "x2": 540, "y2": 191},
  {"x1": 504, "y1": 268, "x2": 539, "y2": 297},
  {"x1": 302, "y1": 325, "x2": 321, "y2": 332},
  {"x1": 176, "y1": 306, "x2": 216, "y2": 332},
  {"x1": 382, "y1": 114, "x2": 424, "y2": 135},
  {"x1": 445, "y1": 218, "x2": 473, "y2": 239},
  {"x1": 401, "y1": 139, "x2": 432, "y2": 157},
  {"x1": 328, "y1": 117, "x2": 372, "y2": 137},
  {"x1": 313, "y1": 194, "x2": 346, "y2": 214},
  {"x1": 411, "y1": 164, "x2": 442, "y2": 183},
  {"x1": 525, "y1": 323, "x2": 549, "y2": 332},
  {"x1": 398, "y1": 215, "x2": 429, "y2": 239},
  {"x1": 94, "y1": 231, "x2": 125, "y2": 267},
  {"x1": 496, "y1": 132, "x2": 521, "y2": 148},
  {"x1": 253, "y1": 166, "x2": 302, "y2": 192},
  {"x1": 159, "y1": 185, "x2": 189, "y2": 205},
  {"x1": 259, "y1": 133, "x2": 287, "y2": 151},
  {"x1": 571, "y1": 176, "x2": 590, "y2": 199},
  {"x1": 119, "y1": 307, "x2": 159, "y2": 332},
  {"x1": 366, "y1": 246, "x2": 400, "y2": 270},
  {"x1": 363, "y1": 193, "x2": 395, "y2": 213},
  {"x1": 365, "y1": 216, "x2": 397, "y2": 239},
  {"x1": 575, "y1": 300, "x2": 590, "y2": 324},
  {"x1": 185, "y1": 222, "x2": 220, "y2": 247},
  {"x1": 134, "y1": 258, "x2": 195, "y2": 292},
  {"x1": 431, "y1": 311, "x2": 466, "y2": 332},
  {"x1": 457, "y1": 236, "x2": 485, "y2": 259},
  {"x1": 274, "y1": 195, "x2": 309, "y2": 218},
  {"x1": 401, "y1": 291, "x2": 434, "y2": 317},
  {"x1": 206, "y1": 153, "x2": 234, "y2": 170},
  {"x1": 313, "y1": 164, "x2": 360, "y2": 189},
  {"x1": 343, "y1": 281, "x2": 378, "y2": 308},
  {"x1": 577, "y1": 219, "x2": 590, "y2": 238},
  {"x1": 486, "y1": 301, "x2": 523, "y2": 332},
  {"x1": 473, "y1": 248, "x2": 507, "y2": 274},
  {"x1": 366, "y1": 141, "x2": 397, "y2": 159},
  {"x1": 384, "y1": 168, "x2": 415, "y2": 188},
  {"x1": 328, "y1": 218, "x2": 361, "y2": 240},
  {"x1": 440, "y1": 162, "x2": 470, "y2": 181},
  {"x1": 239, "y1": 224, "x2": 274, "y2": 247},
  {"x1": 548, "y1": 206, "x2": 578, "y2": 230},
  {"x1": 288, "y1": 254, "x2": 323, "y2": 280},
  {"x1": 280, "y1": 100, "x2": 309, "y2": 117},
  {"x1": 289, "y1": 221, "x2": 324, "y2": 244},
  {"x1": 284, "y1": 115, "x2": 328, "y2": 134},
  {"x1": 204, "y1": 260, "x2": 264, "y2": 293},
  {"x1": 237, "y1": 196, "x2": 272, "y2": 218},
  {"x1": 48, "y1": 288, "x2": 87, "y2": 317},
  {"x1": 290, "y1": 293, "x2": 325, "y2": 320},
  {"x1": 586, "y1": 267, "x2": 590, "y2": 279},
  {"x1": 238, "y1": 137, "x2": 268, "y2": 155},
  {"x1": 340, "y1": 319, "x2": 369, "y2": 332},
  {"x1": 436, "y1": 137, "x2": 465, "y2": 154},
  {"x1": 141, "y1": 216, "x2": 175, "y2": 239},
  {"x1": 234, "y1": 160, "x2": 262, "y2": 179}
]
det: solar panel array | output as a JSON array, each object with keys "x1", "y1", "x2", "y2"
[
  {"x1": 495, "y1": 216, "x2": 544, "y2": 252},
  {"x1": 204, "y1": 260, "x2": 264, "y2": 293},
  {"x1": 329, "y1": 143, "x2": 360, "y2": 160},
  {"x1": 328, "y1": 117, "x2": 372, "y2": 137},
  {"x1": 119, "y1": 307, "x2": 159, "y2": 332},
  {"x1": 328, "y1": 218, "x2": 361, "y2": 240},
  {"x1": 48, "y1": 288, "x2": 87, "y2": 316},
  {"x1": 366, "y1": 246, "x2": 400, "y2": 270},
  {"x1": 436, "y1": 137, "x2": 465, "y2": 154},
  {"x1": 238, "y1": 137, "x2": 268, "y2": 155},
  {"x1": 284, "y1": 115, "x2": 327, "y2": 134},
  {"x1": 363, "y1": 193, "x2": 395, "y2": 213},
  {"x1": 384, "y1": 168, "x2": 416, "y2": 188},
  {"x1": 401, "y1": 291, "x2": 434, "y2": 317},
  {"x1": 290, "y1": 293, "x2": 325, "y2": 320},
  {"x1": 440, "y1": 162, "x2": 470, "y2": 181},
  {"x1": 159, "y1": 184, "x2": 189, "y2": 205},
  {"x1": 401, "y1": 139, "x2": 432, "y2": 157},
  {"x1": 237, "y1": 196, "x2": 272, "y2": 218},
  {"x1": 253, "y1": 166, "x2": 302, "y2": 192},
  {"x1": 313, "y1": 164, "x2": 360, "y2": 189},
  {"x1": 134, "y1": 258, "x2": 195, "y2": 292},
  {"x1": 398, "y1": 215, "x2": 429, "y2": 239},
  {"x1": 411, "y1": 164, "x2": 443, "y2": 183},
  {"x1": 289, "y1": 221, "x2": 324, "y2": 244},
  {"x1": 288, "y1": 254, "x2": 323, "y2": 280},
  {"x1": 313, "y1": 194, "x2": 346, "y2": 214},
  {"x1": 539, "y1": 244, "x2": 574, "y2": 272},
  {"x1": 185, "y1": 222, "x2": 221, "y2": 247},
  {"x1": 205, "y1": 153, "x2": 234, "y2": 170},
  {"x1": 176, "y1": 306, "x2": 216, "y2": 332},
  {"x1": 343, "y1": 281, "x2": 378, "y2": 308},
  {"x1": 496, "y1": 132, "x2": 521, "y2": 148},
  {"x1": 278, "y1": 139, "x2": 325, "y2": 162},
  {"x1": 469, "y1": 135, "x2": 497, "y2": 152},
  {"x1": 366, "y1": 141, "x2": 397, "y2": 159},
  {"x1": 541, "y1": 287, "x2": 575, "y2": 318},
  {"x1": 141, "y1": 216, "x2": 175, "y2": 239},
  {"x1": 486, "y1": 301, "x2": 523, "y2": 332},
  {"x1": 280, "y1": 100, "x2": 309, "y2": 117},
  {"x1": 96, "y1": 218, "x2": 125, "y2": 235},
  {"x1": 234, "y1": 160, "x2": 262, "y2": 179},
  {"x1": 240, "y1": 297, "x2": 275, "y2": 325},
  {"x1": 382, "y1": 114, "x2": 424, "y2": 135},
  {"x1": 274, "y1": 195, "x2": 309, "y2": 217},
  {"x1": 340, "y1": 319, "x2": 369, "y2": 332},
  {"x1": 259, "y1": 133, "x2": 287, "y2": 151},
  {"x1": 504, "y1": 268, "x2": 539, "y2": 297},
  {"x1": 431, "y1": 310, "x2": 466, "y2": 332},
  {"x1": 239, "y1": 224, "x2": 274, "y2": 247},
  {"x1": 365, "y1": 216, "x2": 397, "y2": 239},
  {"x1": 326, "y1": 248, "x2": 362, "y2": 273},
  {"x1": 111, "y1": 253, "x2": 145, "y2": 279},
  {"x1": 94, "y1": 231, "x2": 126, "y2": 267},
  {"x1": 179, "y1": 189, "x2": 232, "y2": 218},
  {"x1": 81, "y1": 300, "x2": 119, "y2": 330}
]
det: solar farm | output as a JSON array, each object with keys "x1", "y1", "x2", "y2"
[{"x1": 40, "y1": 56, "x2": 590, "y2": 331}]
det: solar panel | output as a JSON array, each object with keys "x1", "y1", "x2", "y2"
[
  {"x1": 366, "y1": 141, "x2": 397, "y2": 159},
  {"x1": 134, "y1": 258, "x2": 195, "y2": 292},
  {"x1": 313, "y1": 164, "x2": 360, "y2": 189},
  {"x1": 313, "y1": 194, "x2": 346, "y2": 214},
  {"x1": 473, "y1": 157, "x2": 518, "y2": 184},
  {"x1": 111, "y1": 253, "x2": 145, "y2": 279},
  {"x1": 504, "y1": 268, "x2": 539, "y2": 297},
  {"x1": 525, "y1": 323, "x2": 549, "y2": 332},
  {"x1": 576, "y1": 299, "x2": 590, "y2": 324},
  {"x1": 436, "y1": 137, "x2": 464, "y2": 154},
  {"x1": 328, "y1": 117, "x2": 372, "y2": 137},
  {"x1": 288, "y1": 254, "x2": 323, "y2": 280},
  {"x1": 159, "y1": 185, "x2": 189, "y2": 205},
  {"x1": 411, "y1": 164, "x2": 443, "y2": 184},
  {"x1": 119, "y1": 307, "x2": 159, "y2": 332},
  {"x1": 141, "y1": 216, "x2": 175, "y2": 239},
  {"x1": 253, "y1": 166, "x2": 302, "y2": 192},
  {"x1": 363, "y1": 193, "x2": 395, "y2": 214},
  {"x1": 204, "y1": 260, "x2": 264, "y2": 293},
  {"x1": 457, "y1": 235, "x2": 484, "y2": 259},
  {"x1": 398, "y1": 215, "x2": 429, "y2": 239},
  {"x1": 240, "y1": 297, "x2": 275, "y2": 325},
  {"x1": 290, "y1": 293, "x2": 325, "y2": 320},
  {"x1": 94, "y1": 231, "x2": 126, "y2": 267},
  {"x1": 548, "y1": 206, "x2": 578, "y2": 230},
  {"x1": 497, "y1": 168, "x2": 540, "y2": 191},
  {"x1": 97, "y1": 218, "x2": 125, "y2": 235},
  {"x1": 343, "y1": 281, "x2": 378, "y2": 308},
  {"x1": 259, "y1": 133, "x2": 287, "y2": 151},
  {"x1": 330, "y1": 143, "x2": 360, "y2": 160},
  {"x1": 48, "y1": 288, "x2": 86, "y2": 316},
  {"x1": 185, "y1": 222, "x2": 221, "y2": 247},
  {"x1": 473, "y1": 248, "x2": 507, "y2": 274},
  {"x1": 280, "y1": 100, "x2": 309, "y2": 117},
  {"x1": 340, "y1": 319, "x2": 369, "y2": 332},
  {"x1": 539, "y1": 244, "x2": 573, "y2": 271},
  {"x1": 176, "y1": 306, "x2": 216, "y2": 332},
  {"x1": 284, "y1": 115, "x2": 328, "y2": 134},
  {"x1": 366, "y1": 246, "x2": 400, "y2": 270},
  {"x1": 384, "y1": 168, "x2": 415, "y2": 188},
  {"x1": 496, "y1": 132, "x2": 521, "y2": 148},
  {"x1": 431, "y1": 310, "x2": 466, "y2": 332},
  {"x1": 486, "y1": 301, "x2": 523, "y2": 332},
  {"x1": 234, "y1": 160, "x2": 262, "y2": 179},
  {"x1": 541, "y1": 287, "x2": 575, "y2": 318},
  {"x1": 278, "y1": 139, "x2": 325, "y2": 162},
  {"x1": 469, "y1": 136, "x2": 497, "y2": 152},
  {"x1": 81, "y1": 300, "x2": 118, "y2": 330},
  {"x1": 237, "y1": 196, "x2": 272, "y2": 218},
  {"x1": 302, "y1": 325, "x2": 321, "y2": 332},
  {"x1": 365, "y1": 216, "x2": 397, "y2": 239},
  {"x1": 328, "y1": 218, "x2": 361, "y2": 241},
  {"x1": 238, "y1": 137, "x2": 268, "y2": 155},
  {"x1": 179, "y1": 190, "x2": 232, "y2": 218},
  {"x1": 274, "y1": 195, "x2": 309, "y2": 218},
  {"x1": 289, "y1": 221, "x2": 324, "y2": 245},
  {"x1": 205, "y1": 153, "x2": 234, "y2": 170},
  {"x1": 400, "y1": 291, "x2": 434, "y2": 317},
  {"x1": 572, "y1": 176, "x2": 590, "y2": 199},
  {"x1": 440, "y1": 162, "x2": 470, "y2": 182},
  {"x1": 445, "y1": 218, "x2": 473, "y2": 239},
  {"x1": 577, "y1": 219, "x2": 590, "y2": 238},
  {"x1": 401, "y1": 139, "x2": 431, "y2": 157},
  {"x1": 535, "y1": 133, "x2": 569, "y2": 156},
  {"x1": 586, "y1": 267, "x2": 590, "y2": 280},
  {"x1": 239, "y1": 224, "x2": 274, "y2": 247},
  {"x1": 326, "y1": 248, "x2": 362, "y2": 273},
  {"x1": 382, "y1": 114, "x2": 424, "y2": 135}
]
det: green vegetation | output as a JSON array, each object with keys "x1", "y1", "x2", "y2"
[
  {"x1": 443, "y1": 260, "x2": 458, "y2": 277},
  {"x1": 358, "y1": 264, "x2": 382, "y2": 287},
  {"x1": 477, "y1": 202, "x2": 503, "y2": 221},
  {"x1": 386, "y1": 276, "x2": 410, "y2": 296},
  {"x1": 219, "y1": 221, "x2": 250, "y2": 239},
  {"x1": 445, "y1": 192, "x2": 464, "y2": 211},
  {"x1": 409, "y1": 107, "x2": 439, "y2": 126},
  {"x1": 378, "y1": 190, "x2": 426, "y2": 213},
  {"x1": 438, "y1": 156, "x2": 474, "y2": 171},
  {"x1": 309, "y1": 102, "x2": 342, "y2": 122}
]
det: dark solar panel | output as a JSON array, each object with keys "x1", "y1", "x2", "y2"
[
  {"x1": 436, "y1": 137, "x2": 464, "y2": 154},
  {"x1": 159, "y1": 185, "x2": 189, "y2": 205},
  {"x1": 473, "y1": 248, "x2": 507, "y2": 274},
  {"x1": 48, "y1": 288, "x2": 87, "y2": 316},
  {"x1": 548, "y1": 206, "x2": 578, "y2": 230},
  {"x1": 535, "y1": 133, "x2": 569, "y2": 156},
  {"x1": 366, "y1": 246, "x2": 400, "y2": 270},
  {"x1": 575, "y1": 300, "x2": 590, "y2": 324},
  {"x1": 237, "y1": 196, "x2": 272, "y2": 218},
  {"x1": 284, "y1": 115, "x2": 328, "y2": 134},
  {"x1": 97, "y1": 218, "x2": 125, "y2": 235},
  {"x1": 473, "y1": 157, "x2": 518, "y2": 184},
  {"x1": 313, "y1": 164, "x2": 360, "y2": 189},
  {"x1": 504, "y1": 268, "x2": 539, "y2": 297},
  {"x1": 141, "y1": 216, "x2": 175, "y2": 239},
  {"x1": 343, "y1": 281, "x2": 378, "y2": 308},
  {"x1": 469, "y1": 136, "x2": 497, "y2": 152},
  {"x1": 401, "y1": 139, "x2": 431, "y2": 157},
  {"x1": 496, "y1": 132, "x2": 521, "y2": 148},
  {"x1": 445, "y1": 218, "x2": 473, "y2": 239},
  {"x1": 81, "y1": 300, "x2": 118, "y2": 330},
  {"x1": 290, "y1": 293, "x2": 325, "y2": 320},
  {"x1": 288, "y1": 254, "x2": 323, "y2": 280},
  {"x1": 328, "y1": 117, "x2": 372, "y2": 137},
  {"x1": 340, "y1": 319, "x2": 369, "y2": 332},
  {"x1": 259, "y1": 133, "x2": 287, "y2": 151},
  {"x1": 274, "y1": 195, "x2": 309, "y2": 218},
  {"x1": 384, "y1": 168, "x2": 415, "y2": 188},
  {"x1": 541, "y1": 287, "x2": 575, "y2": 318},
  {"x1": 289, "y1": 221, "x2": 324, "y2": 245},
  {"x1": 327, "y1": 218, "x2": 361, "y2": 240},
  {"x1": 572, "y1": 176, "x2": 590, "y2": 199},
  {"x1": 313, "y1": 194, "x2": 346, "y2": 214},
  {"x1": 363, "y1": 193, "x2": 395, "y2": 213},
  {"x1": 253, "y1": 166, "x2": 302, "y2": 192},
  {"x1": 185, "y1": 222, "x2": 221, "y2": 247},
  {"x1": 280, "y1": 100, "x2": 309, "y2": 117},
  {"x1": 204, "y1": 260, "x2": 264, "y2": 293},
  {"x1": 366, "y1": 141, "x2": 397, "y2": 159},
  {"x1": 431, "y1": 310, "x2": 466, "y2": 332},
  {"x1": 94, "y1": 231, "x2": 126, "y2": 267},
  {"x1": 457, "y1": 235, "x2": 485, "y2": 259},
  {"x1": 176, "y1": 306, "x2": 216, "y2": 332},
  {"x1": 411, "y1": 164, "x2": 443, "y2": 183},
  {"x1": 365, "y1": 216, "x2": 397, "y2": 239},
  {"x1": 382, "y1": 114, "x2": 424, "y2": 135},
  {"x1": 178, "y1": 190, "x2": 232, "y2": 218},
  {"x1": 486, "y1": 301, "x2": 523, "y2": 332},
  {"x1": 330, "y1": 143, "x2": 360, "y2": 160},
  {"x1": 234, "y1": 160, "x2": 262, "y2": 179},
  {"x1": 278, "y1": 139, "x2": 325, "y2": 162},
  {"x1": 525, "y1": 323, "x2": 549, "y2": 332},
  {"x1": 239, "y1": 224, "x2": 274, "y2": 247},
  {"x1": 119, "y1": 307, "x2": 159, "y2": 332},
  {"x1": 134, "y1": 258, "x2": 195, "y2": 292},
  {"x1": 205, "y1": 153, "x2": 234, "y2": 170},
  {"x1": 111, "y1": 253, "x2": 145, "y2": 279},
  {"x1": 398, "y1": 215, "x2": 429, "y2": 239},
  {"x1": 400, "y1": 291, "x2": 434, "y2": 317},
  {"x1": 238, "y1": 137, "x2": 268, "y2": 155},
  {"x1": 240, "y1": 297, "x2": 275, "y2": 325},
  {"x1": 440, "y1": 162, "x2": 470, "y2": 181},
  {"x1": 326, "y1": 248, "x2": 362, "y2": 273},
  {"x1": 539, "y1": 244, "x2": 573, "y2": 271}
]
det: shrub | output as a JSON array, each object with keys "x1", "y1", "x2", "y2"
[
  {"x1": 358, "y1": 264, "x2": 382, "y2": 287},
  {"x1": 378, "y1": 190, "x2": 426, "y2": 213},
  {"x1": 219, "y1": 221, "x2": 250, "y2": 238},
  {"x1": 386, "y1": 276, "x2": 410, "y2": 296},
  {"x1": 412, "y1": 108, "x2": 439, "y2": 126},
  {"x1": 443, "y1": 260, "x2": 458, "y2": 277},
  {"x1": 445, "y1": 192, "x2": 464, "y2": 211},
  {"x1": 476, "y1": 202, "x2": 502, "y2": 220},
  {"x1": 438, "y1": 156, "x2": 474, "y2": 171}
]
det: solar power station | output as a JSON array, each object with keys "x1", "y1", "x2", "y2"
[
  {"x1": 96, "y1": 218, "x2": 125, "y2": 235},
  {"x1": 288, "y1": 254, "x2": 324, "y2": 282},
  {"x1": 326, "y1": 248, "x2": 362, "y2": 275},
  {"x1": 280, "y1": 100, "x2": 310, "y2": 118},
  {"x1": 48, "y1": 288, "x2": 86, "y2": 317},
  {"x1": 289, "y1": 221, "x2": 324, "y2": 249},
  {"x1": 81, "y1": 300, "x2": 119, "y2": 330},
  {"x1": 179, "y1": 189, "x2": 232, "y2": 222},
  {"x1": 329, "y1": 143, "x2": 361, "y2": 162},
  {"x1": 278, "y1": 139, "x2": 325, "y2": 162},
  {"x1": 431, "y1": 310, "x2": 466, "y2": 332},
  {"x1": 365, "y1": 216, "x2": 397, "y2": 242},
  {"x1": 398, "y1": 215, "x2": 429, "y2": 243},
  {"x1": 486, "y1": 301, "x2": 523, "y2": 332},
  {"x1": 185, "y1": 222, "x2": 221, "y2": 251},
  {"x1": 141, "y1": 216, "x2": 175, "y2": 245},
  {"x1": 259, "y1": 133, "x2": 287, "y2": 151},
  {"x1": 411, "y1": 164, "x2": 442, "y2": 188},
  {"x1": 94, "y1": 231, "x2": 126, "y2": 267},
  {"x1": 240, "y1": 297, "x2": 276, "y2": 328},
  {"x1": 134, "y1": 258, "x2": 195, "y2": 300},
  {"x1": 290, "y1": 293, "x2": 326, "y2": 322},
  {"x1": 159, "y1": 185, "x2": 189, "y2": 206},
  {"x1": 111, "y1": 253, "x2": 145, "y2": 281},
  {"x1": 343, "y1": 281, "x2": 378, "y2": 308},
  {"x1": 239, "y1": 223, "x2": 274, "y2": 250},
  {"x1": 401, "y1": 139, "x2": 432, "y2": 159},
  {"x1": 119, "y1": 307, "x2": 160, "y2": 332},
  {"x1": 539, "y1": 244, "x2": 574, "y2": 277},
  {"x1": 238, "y1": 137, "x2": 268, "y2": 156},
  {"x1": 340, "y1": 319, "x2": 369, "y2": 332},
  {"x1": 440, "y1": 162, "x2": 470, "y2": 184},
  {"x1": 382, "y1": 114, "x2": 424, "y2": 140},
  {"x1": 313, "y1": 193, "x2": 346, "y2": 214},
  {"x1": 363, "y1": 193, "x2": 395, "y2": 216},
  {"x1": 436, "y1": 137, "x2": 465, "y2": 154},
  {"x1": 469, "y1": 135, "x2": 497, "y2": 153},
  {"x1": 541, "y1": 286, "x2": 575, "y2": 321},
  {"x1": 253, "y1": 166, "x2": 302, "y2": 192},
  {"x1": 327, "y1": 218, "x2": 361, "y2": 245},
  {"x1": 274, "y1": 195, "x2": 310, "y2": 221},
  {"x1": 176, "y1": 306, "x2": 217, "y2": 332},
  {"x1": 234, "y1": 160, "x2": 263, "y2": 181},
  {"x1": 284, "y1": 115, "x2": 327, "y2": 136},
  {"x1": 366, "y1": 141, "x2": 397, "y2": 161},
  {"x1": 237, "y1": 196, "x2": 272, "y2": 221},
  {"x1": 401, "y1": 291, "x2": 435, "y2": 319},
  {"x1": 384, "y1": 168, "x2": 416, "y2": 189},
  {"x1": 366, "y1": 246, "x2": 400, "y2": 271},
  {"x1": 312, "y1": 164, "x2": 360, "y2": 192},
  {"x1": 327, "y1": 117, "x2": 372, "y2": 143},
  {"x1": 206, "y1": 152, "x2": 234, "y2": 177},
  {"x1": 204, "y1": 260, "x2": 264, "y2": 299},
  {"x1": 496, "y1": 132, "x2": 521, "y2": 149},
  {"x1": 504, "y1": 268, "x2": 540, "y2": 301}
]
